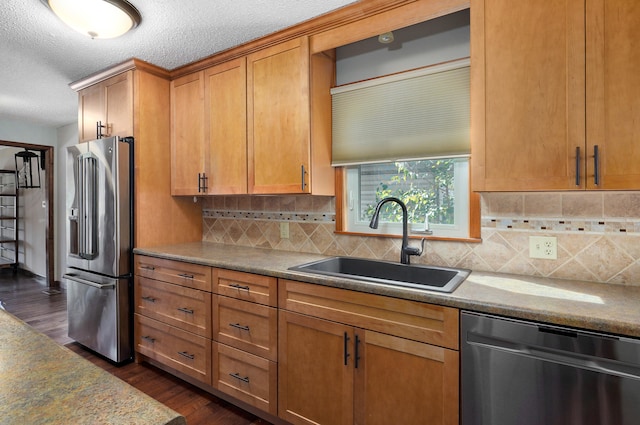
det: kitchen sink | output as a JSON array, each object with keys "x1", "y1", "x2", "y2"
[{"x1": 288, "y1": 257, "x2": 470, "y2": 293}]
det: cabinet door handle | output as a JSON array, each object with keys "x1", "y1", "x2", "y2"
[
  {"x1": 96, "y1": 121, "x2": 106, "y2": 139},
  {"x1": 229, "y1": 283, "x2": 250, "y2": 291},
  {"x1": 593, "y1": 145, "x2": 600, "y2": 186},
  {"x1": 177, "y1": 307, "x2": 194, "y2": 315},
  {"x1": 229, "y1": 372, "x2": 250, "y2": 384},
  {"x1": 177, "y1": 273, "x2": 194, "y2": 279},
  {"x1": 140, "y1": 265, "x2": 155, "y2": 271},
  {"x1": 229, "y1": 323, "x2": 250, "y2": 332},
  {"x1": 178, "y1": 351, "x2": 195, "y2": 360},
  {"x1": 344, "y1": 332, "x2": 351, "y2": 366},
  {"x1": 575, "y1": 146, "x2": 580, "y2": 187},
  {"x1": 142, "y1": 335, "x2": 156, "y2": 343},
  {"x1": 141, "y1": 295, "x2": 156, "y2": 303},
  {"x1": 198, "y1": 172, "x2": 208, "y2": 193},
  {"x1": 301, "y1": 165, "x2": 307, "y2": 191},
  {"x1": 354, "y1": 334, "x2": 361, "y2": 369}
]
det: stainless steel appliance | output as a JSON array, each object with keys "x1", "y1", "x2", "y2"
[
  {"x1": 64, "y1": 136, "x2": 133, "y2": 363},
  {"x1": 462, "y1": 311, "x2": 640, "y2": 425}
]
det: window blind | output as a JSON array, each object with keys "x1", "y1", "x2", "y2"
[{"x1": 330, "y1": 58, "x2": 470, "y2": 166}]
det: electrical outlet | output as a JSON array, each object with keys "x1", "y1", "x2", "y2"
[
  {"x1": 280, "y1": 222, "x2": 290, "y2": 239},
  {"x1": 529, "y1": 236, "x2": 557, "y2": 260}
]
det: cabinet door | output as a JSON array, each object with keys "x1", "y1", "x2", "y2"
[
  {"x1": 78, "y1": 83, "x2": 104, "y2": 143},
  {"x1": 278, "y1": 311, "x2": 353, "y2": 425},
  {"x1": 171, "y1": 71, "x2": 205, "y2": 195},
  {"x1": 586, "y1": 0, "x2": 640, "y2": 189},
  {"x1": 471, "y1": 0, "x2": 586, "y2": 191},
  {"x1": 354, "y1": 330, "x2": 459, "y2": 425},
  {"x1": 104, "y1": 71, "x2": 133, "y2": 139},
  {"x1": 248, "y1": 37, "x2": 311, "y2": 194},
  {"x1": 204, "y1": 58, "x2": 248, "y2": 194}
]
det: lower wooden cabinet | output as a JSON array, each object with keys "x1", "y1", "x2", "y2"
[
  {"x1": 278, "y1": 311, "x2": 354, "y2": 425},
  {"x1": 135, "y1": 314, "x2": 212, "y2": 384},
  {"x1": 134, "y1": 256, "x2": 460, "y2": 425},
  {"x1": 278, "y1": 310, "x2": 459, "y2": 425},
  {"x1": 213, "y1": 342, "x2": 278, "y2": 416},
  {"x1": 354, "y1": 329, "x2": 459, "y2": 425}
]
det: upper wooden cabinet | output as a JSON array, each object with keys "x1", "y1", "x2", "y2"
[
  {"x1": 247, "y1": 37, "x2": 335, "y2": 195},
  {"x1": 72, "y1": 59, "x2": 203, "y2": 247},
  {"x1": 171, "y1": 71, "x2": 206, "y2": 195},
  {"x1": 472, "y1": 0, "x2": 640, "y2": 191},
  {"x1": 171, "y1": 58, "x2": 247, "y2": 196},
  {"x1": 78, "y1": 71, "x2": 133, "y2": 143},
  {"x1": 586, "y1": 0, "x2": 640, "y2": 189}
]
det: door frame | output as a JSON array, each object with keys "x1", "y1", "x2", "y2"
[{"x1": 0, "y1": 140, "x2": 55, "y2": 288}]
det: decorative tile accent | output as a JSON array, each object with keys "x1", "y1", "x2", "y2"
[
  {"x1": 481, "y1": 217, "x2": 640, "y2": 234},
  {"x1": 203, "y1": 210, "x2": 335, "y2": 222}
]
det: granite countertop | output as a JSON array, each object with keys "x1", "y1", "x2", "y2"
[
  {"x1": 0, "y1": 309, "x2": 185, "y2": 425},
  {"x1": 135, "y1": 242, "x2": 640, "y2": 339}
]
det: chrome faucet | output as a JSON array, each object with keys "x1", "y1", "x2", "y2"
[{"x1": 369, "y1": 197, "x2": 425, "y2": 264}]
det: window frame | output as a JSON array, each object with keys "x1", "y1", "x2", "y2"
[{"x1": 335, "y1": 166, "x2": 481, "y2": 242}]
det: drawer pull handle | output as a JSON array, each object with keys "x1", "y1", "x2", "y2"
[
  {"x1": 177, "y1": 307, "x2": 194, "y2": 315},
  {"x1": 229, "y1": 323, "x2": 250, "y2": 332},
  {"x1": 142, "y1": 335, "x2": 156, "y2": 343},
  {"x1": 178, "y1": 351, "x2": 195, "y2": 360},
  {"x1": 141, "y1": 265, "x2": 155, "y2": 271},
  {"x1": 229, "y1": 372, "x2": 250, "y2": 384},
  {"x1": 177, "y1": 273, "x2": 194, "y2": 279},
  {"x1": 141, "y1": 296, "x2": 156, "y2": 303},
  {"x1": 229, "y1": 283, "x2": 250, "y2": 291}
]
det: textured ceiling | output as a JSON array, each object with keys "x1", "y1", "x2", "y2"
[{"x1": 0, "y1": 0, "x2": 356, "y2": 129}]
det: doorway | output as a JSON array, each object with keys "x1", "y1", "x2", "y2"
[{"x1": 0, "y1": 140, "x2": 54, "y2": 288}]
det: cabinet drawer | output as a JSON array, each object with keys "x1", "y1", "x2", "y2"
[
  {"x1": 279, "y1": 279, "x2": 460, "y2": 350},
  {"x1": 135, "y1": 314, "x2": 211, "y2": 385},
  {"x1": 213, "y1": 342, "x2": 277, "y2": 416},
  {"x1": 214, "y1": 268, "x2": 277, "y2": 306},
  {"x1": 135, "y1": 255, "x2": 212, "y2": 292},
  {"x1": 214, "y1": 295, "x2": 277, "y2": 361},
  {"x1": 135, "y1": 277, "x2": 212, "y2": 338}
]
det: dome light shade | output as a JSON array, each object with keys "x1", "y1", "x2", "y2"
[{"x1": 44, "y1": 0, "x2": 141, "y2": 39}]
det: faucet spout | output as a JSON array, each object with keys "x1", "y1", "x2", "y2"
[{"x1": 369, "y1": 197, "x2": 423, "y2": 264}]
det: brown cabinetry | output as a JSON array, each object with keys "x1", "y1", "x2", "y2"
[
  {"x1": 171, "y1": 37, "x2": 335, "y2": 196},
  {"x1": 134, "y1": 255, "x2": 212, "y2": 384},
  {"x1": 247, "y1": 36, "x2": 334, "y2": 195},
  {"x1": 278, "y1": 279, "x2": 459, "y2": 425},
  {"x1": 78, "y1": 71, "x2": 133, "y2": 143},
  {"x1": 170, "y1": 58, "x2": 247, "y2": 196},
  {"x1": 211, "y1": 268, "x2": 278, "y2": 416},
  {"x1": 472, "y1": 0, "x2": 640, "y2": 191},
  {"x1": 72, "y1": 59, "x2": 202, "y2": 247}
]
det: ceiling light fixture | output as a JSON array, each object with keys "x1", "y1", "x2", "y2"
[
  {"x1": 378, "y1": 31, "x2": 395, "y2": 44},
  {"x1": 42, "y1": 0, "x2": 141, "y2": 39}
]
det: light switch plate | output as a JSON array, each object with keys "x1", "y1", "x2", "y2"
[{"x1": 529, "y1": 236, "x2": 557, "y2": 260}]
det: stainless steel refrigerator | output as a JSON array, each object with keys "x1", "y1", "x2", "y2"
[{"x1": 64, "y1": 136, "x2": 133, "y2": 363}]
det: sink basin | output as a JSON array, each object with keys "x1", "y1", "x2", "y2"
[{"x1": 289, "y1": 257, "x2": 470, "y2": 293}]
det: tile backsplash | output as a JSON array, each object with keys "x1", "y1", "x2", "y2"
[{"x1": 201, "y1": 192, "x2": 640, "y2": 286}]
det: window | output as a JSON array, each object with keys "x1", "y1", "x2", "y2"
[{"x1": 344, "y1": 158, "x2": 470, "y2": 238}]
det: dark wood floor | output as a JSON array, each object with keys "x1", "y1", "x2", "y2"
[{"x1": 0, "y1": 270, "x2": 272, "y2": 425}]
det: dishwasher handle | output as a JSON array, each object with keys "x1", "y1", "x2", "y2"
[{"x1": 467, "y1": 331, "x2": 640, "y2": 382}]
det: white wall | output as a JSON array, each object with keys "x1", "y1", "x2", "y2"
[
  {"x1": 0, "y1": 118, "x2": 75, "y2": 281},
  {"x1": 56, "y1": 124, "x2": 77, "y2": 282}
]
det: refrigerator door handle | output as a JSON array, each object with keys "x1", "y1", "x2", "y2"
[
  {"x1": 76, "y1": 155, "x2": 85, "y2": 258},
  {"x1": 63, "y1": 273, "x2": 115, "y2": 289},
  {"x1": 78, "y1": 154, "x2": 98, "y2": 260}
]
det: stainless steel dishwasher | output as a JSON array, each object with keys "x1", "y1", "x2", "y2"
[{"x1": 461, "y1": 311, "x2": 640, "y2": 425}]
